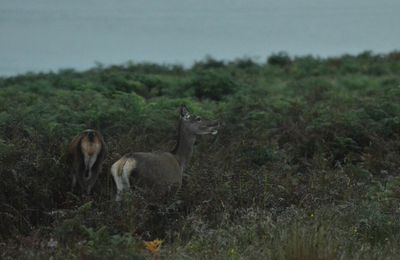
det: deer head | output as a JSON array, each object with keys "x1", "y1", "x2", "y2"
[{"x1": 179, "y1": 105, "x2": 219, "y2": 136}]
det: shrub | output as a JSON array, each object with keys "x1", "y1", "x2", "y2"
[
  {"x1": 183, "y1": 72, "x2": 238, "y2": 101},
  {"x1": 267, "y1": 52, "x2": 292, "y2": 67}
]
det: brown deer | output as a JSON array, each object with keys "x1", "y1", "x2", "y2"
[
  {"x1": 67, "y1": 129, "x2": 106, "y2": 195},
  {"x1": 111, "y1": 105, "x2": 219, "y2": 201}
]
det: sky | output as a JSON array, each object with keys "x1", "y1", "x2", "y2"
[{"x1": 0, "y1": 0, "x2": 399, "y2": 75}]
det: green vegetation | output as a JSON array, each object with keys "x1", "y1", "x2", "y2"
[{"x1": 1, "y1": 51, "x2": 400, "y2": 259}]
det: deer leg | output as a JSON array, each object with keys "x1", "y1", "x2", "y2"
[
  {"x1": 111, "y1": 162, "x2": 124, "y2": 201},
  {"x1": 84, "y1": 154, "x2": 97, "y2": 180},
  {"x1": 121, "y1": 158, "x2": 136, "y2": 193},
  {"x1": 86, "y1": 177, "x2": 94, "y2": 195},
  {"x1": 71, "y1": 172, "x2": 77, "y2": 192},
  {"x1": 86, "y1": 169, "x2": 100, "y2": 195},
  {"x1": 83, "y1": 155, "x2": 89, "y2": 179},
  {"x1": 122, "y1": 165, "x2": 131, "y2": 191}
]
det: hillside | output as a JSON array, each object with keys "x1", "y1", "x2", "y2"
[{"x1": 1, "y1": 52, "x2": 400, "y2": 259}]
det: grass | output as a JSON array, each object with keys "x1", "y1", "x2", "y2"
[{"x1": 0, "y1": 51, "x2": 400, "y2": 259}]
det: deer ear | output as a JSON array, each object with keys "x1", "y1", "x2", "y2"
[{"x1": 180, "y1": 105, "x2": 190, "y2": 119}]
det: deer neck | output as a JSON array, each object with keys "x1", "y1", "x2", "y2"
[{"x1": 172, "y1": 124, "x2": 196, "y2": 171}]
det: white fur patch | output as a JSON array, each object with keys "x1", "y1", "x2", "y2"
[
  {"x1": 122, "y1": 158, "x2": 136, "y2": 189},
  {"x1": 111, "y1": 157, "x2": 137, "y2": 201},
  {"x1": 85, "y1": 154, "x2": 98, "y2": 168},
  {"x1": 123, "y1": 158, "x2": 137, "y2": 177},
  {"x1": 84, "y1": 154, "x2": 98, "y2": 179}
]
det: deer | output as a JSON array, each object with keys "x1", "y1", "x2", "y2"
[
  {"x1": 111, "y1": 105, "x2": 219, "y2": 201},
  {"x1": 67, "y1": 129, "x2": 106, "y2": 195}
]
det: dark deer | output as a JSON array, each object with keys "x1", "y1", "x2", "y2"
[
  {"x1": 111, "y1": 105, "x2": 219, "y2": 201},
  {"x1": 67, "y1": 129, "x2": 106, "y2": 195}
]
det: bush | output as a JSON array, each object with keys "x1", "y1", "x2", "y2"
[
  {"x1": 185, "y1": 72, "x2": 238, "y2": 101},
  {"x1": 267, "y1": 52, "x2": 292, "y2": 67}
]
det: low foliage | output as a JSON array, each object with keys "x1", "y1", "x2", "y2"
[{"x1": 1, "y1": 52, "x2": 400, "y2": 259}]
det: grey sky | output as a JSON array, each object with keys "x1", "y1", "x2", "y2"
[{"x1": 0, "y1": 0, "x2": 399, "y2": 75}]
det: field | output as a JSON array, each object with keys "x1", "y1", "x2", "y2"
[{"x1": 1, "y1": 52, "x2": 400, "y2": 259}]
